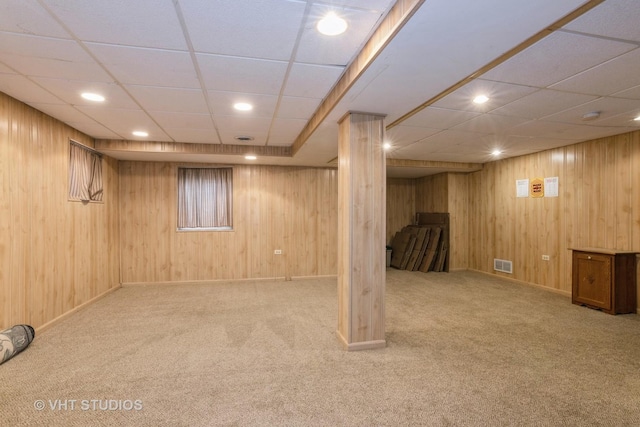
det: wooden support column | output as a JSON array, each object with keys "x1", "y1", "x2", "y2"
[{"x1": 337, "y1": 112, "x2": 386, "y2": 351}]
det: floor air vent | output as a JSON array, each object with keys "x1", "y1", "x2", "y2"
[{"x1": 494, "y1": 258, "x2": 513, "y2": 274}]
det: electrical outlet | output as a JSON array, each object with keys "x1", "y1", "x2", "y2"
[
  {"x1": 542, "y1": 255, "x2": 550, "y2": 261},
  {"x1": 274, "y1": 249, "x2": 282, "y2": 255}
]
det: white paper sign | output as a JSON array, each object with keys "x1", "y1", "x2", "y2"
[
  {"x1": 544, "y1": 177, "x2": 559, "y2": 197},
  {"x1": 516, "y1": 179, "x2": 529, "y2": 198}
]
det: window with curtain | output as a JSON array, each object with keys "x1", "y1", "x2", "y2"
[
  {"x1": 68, "y1": 141, "x2": 103, "y2": 202},
  {"x1": 177, "y1": 167, "x2": 233, "y2": 230}
]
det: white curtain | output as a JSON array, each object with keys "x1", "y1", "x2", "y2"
[
  {"x1": 69, "y1": 142, "x2": 103, "y2": 201},
  {"x1": 177, "y1": 168, "x2": 233, "y2": 229}
]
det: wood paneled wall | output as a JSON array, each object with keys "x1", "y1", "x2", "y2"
[
  {"x1": 118, "y1": 162, "x2": 338, "y2": 283},
  {"x1": 414, "y1": 173, "x2": 469, "y2": 270},
  {"x1": 468, "y1": 130, "x2": 640, "y2": 301},
  {"x1": 447, "y1": 173, "x2": 470, "y2": 270},
  {"x1": 6, "y1": 86, "x2": 639, "y2": 331},
  {"x1": 0, "y1": 92, "x2": 120, "y2": 331},
  {"x1": 386, "y1": 178, "x2": 415, "y2": 244}
]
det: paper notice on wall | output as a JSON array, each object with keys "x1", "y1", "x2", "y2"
[
  {"x1": 516, "y1": 179, "x2": 529, "y2": 198},
  {"x1": 545, "y1": 176, "x2": 559, "y2": 197}
]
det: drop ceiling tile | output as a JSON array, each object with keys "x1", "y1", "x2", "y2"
[
  {"x1": 180, "y1": 0, "x2": 305, "y2": 60},
  {"x1": 394, "y1": 130, "x2": 489, "y2": 161},
  {"x1": 423, "y1": 130, "x2": 490, "y2": 152},
  {"x1": 126, "y1": 86, "x2": 208, "y2": 114},
  {"x1": 268, "y1": 118, "x2": 307, "y2": 146},
  {"x1": 197, "y1": 54, "x2": 287, "y2": 95},
  {"x1": 420, "y1": 152, "x2": 491, "y2": 163},
  {"x1": 277, "y1": 97, "x2": 321, "y2": 120},
  {"x1": 66, "y1": 121, "x2": 123, "y2": 140},
  {"x1": 541, "y1": 97, "x2": 640, "y2": 125},
  {"x1": 401, "y1": 107, "x2": 481, "y2": 129},
  {"x1": 0, "y1": 33, "x2": 87, "y2": 62},
  {"x1": 334, "y1": 0, "x2": 395, "y2": 10},
  {"x1": 30, "y1": 78, "x2": 137, "y2": 108},
  {"x1": 481, "y1": 31, "x2": 637, "y2": 88},
  {"x1": 341, "y1": 69, "x2": 440, "y2": 123},
  {"x1": 0, "y1": 0, "x2": 69, "y2": 38},
  {"x1": 391, "y1": 142, "x2": 452, "y2": 161},
  {"x1": 0, "y1": 33, "x2": 112, "y2": 81},
  {"x1": 386, "y1": 125, "x2": 441, "y2": 148},
  {"x1": 148, "y1": 112, "x2": 214, "y2": 130},
  {"x1": 28, "y1": 103, "x2": 94, "y2": 124},
  {"x1": 42, "y1": 0, "x2": 187, "y2": 50},
  {"x1": 586, "y1": 111, "x2": 640, "y2": 128},
  {"x1": 296, "y1": 3, "x2": 384, "y2": 66},
  {"x1": 86, "y1": 43, "x2": 200, "y2": 88},
  {"x1": 339, "y1": 0, "x2": 595, "y2": 126},
  {"x1": 612, "y1": 85, "x2": 640, "y2": 100},
  {"x1": 453, "y1": 113, "x2": 530, "y2": 134},
  {"x1": 214, "y1": 115, "x2": 272, "y2": 144},
  {"x1": 536, "y1": 123, "x2": 632, "y2": 141},
  {"x1": 509, "y1": 120, "x2": 583, "y2": 139},
  {"x1": 492, "y1": 90, "x2": 598, "y2": 120},
  {"x1": 0, "y1": 75, "x2": 63, "y2": 104},
  {"x1": 164, "y1": 128, "x2": 220, "y2": 144},
  {"x1": 75, "y1": 105, "x2": 171, "y2": 140},
  {"x1": 550, "y1": 48, "x2": 640, "y2": 96},
  {"x1": 284, "y1": 63, "x2": 344, "y2": 98},
  {"x1": 563, "y1": 0, "x2": 640, "y2": 43},
  {"x1": 433, "y1": 80, "x2": 539, "y2": 112},
  {"x1": 1, "y1": 53, "x2": 112, "y2": 82},
  {"x1": 501, "y1": 135, "x2": 579, "y2": 153},
  {"x1": 207, "y1": 91, "x2": 278, "y2": 118}
]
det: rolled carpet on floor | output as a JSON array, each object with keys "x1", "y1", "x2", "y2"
[{"x1": 0, "y1": 325, "x2": 35, "y2": 365}]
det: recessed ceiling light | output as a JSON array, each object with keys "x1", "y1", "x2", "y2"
[
  {"x1": 132, "y1": 131, "x2": 148, "y2": 137},
  {"x1": 473, "y1": 95, "x2": 489, "y2": 104},
  {"x1": 245, "y1": 155, "x2": 257, "y2": 160},
  {"x1": 317, "y1": 11, "x2": 348, "y2": 36},
  {"x1": 633, "y1": 115, "x2": 640, "y2": 121},
  {"x1": 383, "y1": 142, "x2": 392, "y2": 151},
  {"x1": 491, "y1": 149, "x2": 502, "y2": 156},
  {"x1": 81, "y1": 92, "x2": 105, "y2": 102},
  {"x1": 234, "y1": 102, "x2": 253, "y2": 111}
]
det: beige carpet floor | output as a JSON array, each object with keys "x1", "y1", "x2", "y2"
[{"x1": 1, "y1": 269, "x2": 639, "y2": 426}]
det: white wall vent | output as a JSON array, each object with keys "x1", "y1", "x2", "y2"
[{"x1": 494, "y1": 258, "x2": 513, "y2": 274}]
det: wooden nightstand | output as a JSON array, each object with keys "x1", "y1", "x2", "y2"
[{"x1": 571, "y1": 248, "x2": 638, "y2": 314}]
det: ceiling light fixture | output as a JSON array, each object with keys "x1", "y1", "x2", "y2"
[
  {"x1": 491, "y1": 149, "x2": 502, "y2": 156},
  {"x1": 234, "y1": 102, "x2": 253, "y2": 111},
  {"x1": 633, "y1": 115, "x2": 640, "y2": 122},
  {"x1": 235, "y1": 136, "x2": 255, "y2": 142},
  {"x1": 383, "y1": 142, "x2": 392, "y2": 151},
  {"x1": 245, "y1": 155, "x2": 257, "y2": 160},
  {"x1": 81, "y1": 92, "x2": 105, "y2": 102},
  {"x1": 317, "y1": 11, "x2": 348, "y2": 36},
  {"x1": 582, "y1": 111, "x2": 600, "y2": 121},
  {"x1": 132, "y1": 131, "x2": 149, "y2": 137},
  {"x1": 473, "y1": 95, "x2": 489, "y2": 104}
]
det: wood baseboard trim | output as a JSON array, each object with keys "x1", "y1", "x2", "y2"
[
  {"x1": 121, "y1": 277, "x2": 287, "y2": 287},
  {"x1": 337, "y1": 331, "x2": 386, "y2": 351},
  {"x1": 291, "y1": 274, "x2": 337, "y2": 280},
  {"x1": 35, "y1": 285, "x2": 121, "y2": 334},
  {"x1": 468, "y1": 269, "x2": 571, "y2": 297}
]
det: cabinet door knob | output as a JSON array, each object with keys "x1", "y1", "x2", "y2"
[{"x1": 587, "y1": 256, "x2": 592, "y2": 260}]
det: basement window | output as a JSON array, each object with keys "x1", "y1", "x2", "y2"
[
  {"x1": 177, "y1": 167, "x2": 233, "y2": 231},
  {"x1": 68, "y1": 140, "x2": 103, "y2": 202}
]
